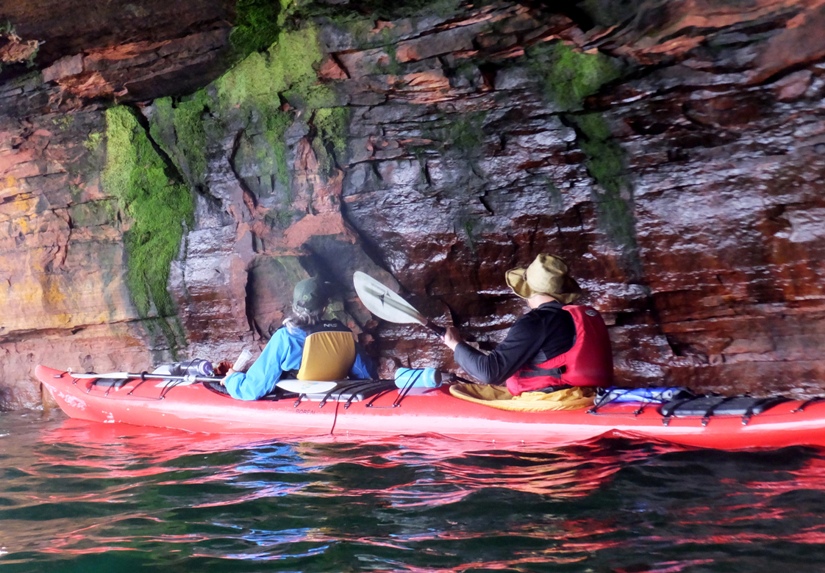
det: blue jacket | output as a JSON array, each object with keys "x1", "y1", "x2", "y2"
[{"x1": 223, "y1": 325, "x2": 375, "y2": 400}]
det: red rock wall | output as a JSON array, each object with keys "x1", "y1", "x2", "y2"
[{"x1": 1, "y1": 0, "x2": 825, "y2": 409}]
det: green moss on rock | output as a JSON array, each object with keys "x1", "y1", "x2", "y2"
[
  {"x1": 445, "y1": 111, "x2": 487, "y2": 157},
  {"x1": 526, "y1": 41, "x2": 635, "y2": 252},
  {"x1": 264, "y1": 109, "x2": 293, "y2": 188},
  {"x1": 83, "y1": 131, "x2": 103, "y2": 152},
  {"x1": 572, "y1": 112, "x2": 636, "y2": 250},
  {"x1": 149, "y1": 92, "x2": 210, "y2": 188},
  {"x1": 102, "y1": 106, "x2": 194, "y2": 320},
  {"x1": 170, "y1": 92, "x2": 210, "y2": 183},
  {"x1": 217, "y1": 27, "x2": 333, "y2": 114},
  {"x1": 217, "y1": 24, "x2": 346, "y2": 187},
  {"x1": 528, "y1": 41, "x2": 622, "y2": 112},
  {"x1": 415, "y1": 111, "x2": 487, "y2": 161},
  {"x1": 230, "y1": 0, "x2": 284, "y2": 58},
  {"x1": 312, "y1": 107, "x2": 349, "y2": 176}
]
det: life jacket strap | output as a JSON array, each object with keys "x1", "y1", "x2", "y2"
[{"x1": 516, "y1": 365, "x2": 566, "y2": 380}]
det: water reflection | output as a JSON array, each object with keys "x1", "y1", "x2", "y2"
[{"x1": 1, "y1": 411, "x2": 825, "y2": 571}]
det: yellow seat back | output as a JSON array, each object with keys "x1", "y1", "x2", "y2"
[{"x1": 296, "y1": 330, "x2": 356, "y2": 380}]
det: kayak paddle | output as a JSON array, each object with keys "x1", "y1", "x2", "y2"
[
  {"x1": 68, "y1": 371, "x2": 221, "y2": 383},
  {"x1": 69, "y1": 371, "x2": 339, "y2": 394},
  {"x1": 353, "y1": 271, "x2": 445, "y2": 336}
]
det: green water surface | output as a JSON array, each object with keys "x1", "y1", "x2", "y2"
[{"x1": 2, "y1": 410, "x2": 825, "y2": 572}]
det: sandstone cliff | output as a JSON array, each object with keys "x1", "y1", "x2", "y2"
[{"x1": 1, "y1": 0, "x2": 824, "y2": 409}]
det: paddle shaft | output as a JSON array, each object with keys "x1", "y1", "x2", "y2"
[
  {"x1": 422, "y1": 320, "x2": 446, "y2": 336},
  {"x1": 69, "y1": 371, "x2": 342, "y2": 393},
  {"x1": 69, "y1": 371, "x2": 222, "y2": 382}
]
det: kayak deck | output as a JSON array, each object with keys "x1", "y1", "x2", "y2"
[{"x1": 35, "y1": 365, "x2": 825, "y2": 450}]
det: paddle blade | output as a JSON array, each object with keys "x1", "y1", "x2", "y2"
[
  {"x1": 276, "y1": 380, "x2": 338, "y2": 394},
  {"x1": 70, "y1": 372, "x2": 132, "y2": 380},
  {"x1": 353, "y1": 271, "x2": 427, "y2": 327}
]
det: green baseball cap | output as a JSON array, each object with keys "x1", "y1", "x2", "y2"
[{"x1": 293, "y1": 277, "x2": 328, "y2": 312}]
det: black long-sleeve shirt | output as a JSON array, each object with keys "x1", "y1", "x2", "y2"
[{"x1": 453, "y1": 301, "x2": 575, "y2": 385}]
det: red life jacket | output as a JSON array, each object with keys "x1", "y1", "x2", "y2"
[{"x1": 505, "y1": 305, "x2": 613, "y2": 396}]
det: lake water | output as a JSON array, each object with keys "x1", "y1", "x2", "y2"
[{"x1": 3, "y1": 409, "x2": 825, "y2": 572}]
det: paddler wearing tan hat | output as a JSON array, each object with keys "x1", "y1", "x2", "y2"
[{"x1": 442, "y1": 254, "x2": 613, "y2": 396}]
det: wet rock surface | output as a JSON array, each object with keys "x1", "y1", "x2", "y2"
[{"x1": 1, "y1": 0, "x2": 825, "y2": 409}]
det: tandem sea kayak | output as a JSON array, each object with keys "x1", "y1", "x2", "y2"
[{"x1": 35, "y1": 364, "x2": 825, "y2": 450}]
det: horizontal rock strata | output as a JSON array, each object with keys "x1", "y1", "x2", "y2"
[{"x1": 1, "y1": 0, "x2": 824, "y2": 408}]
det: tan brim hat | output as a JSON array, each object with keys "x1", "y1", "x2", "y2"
[{"x1": 505, "y1": 254, "x2": 582, "y2": 304}]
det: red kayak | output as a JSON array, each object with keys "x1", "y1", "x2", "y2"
[{"x1": 35, "y1": 364, "x2": 825, "y2": 450}]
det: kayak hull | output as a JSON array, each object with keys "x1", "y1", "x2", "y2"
[{"x1": 35, "y1": 365, "x2": 825, "y2": 450}]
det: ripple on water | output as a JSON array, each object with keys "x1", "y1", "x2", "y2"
[{"x1": 1, "y1": 412, "x2": 825, "y2": 572}]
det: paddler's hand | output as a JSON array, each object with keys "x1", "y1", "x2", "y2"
[
  {"x1": 443, "y1": 326, "x2": 463, "y2": 351},
  {"x1": 220, "y1": 368, "x2": 235, "y2": 386}
]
